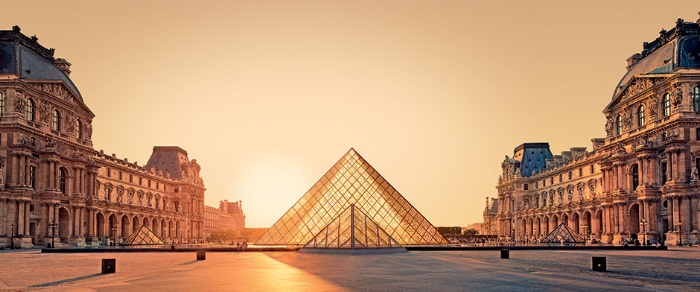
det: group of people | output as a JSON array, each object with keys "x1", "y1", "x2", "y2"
[{"x1": 231, "y1": 241, "x2": 248, "y2": 251}]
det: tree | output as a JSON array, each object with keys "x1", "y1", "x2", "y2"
[{"x1": 463, "y1": 228, "x2": 479, "y2": 239}]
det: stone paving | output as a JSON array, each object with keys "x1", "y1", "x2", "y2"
[{"x1": 0, "y1": 247, "x2": 698, "y2": 291}]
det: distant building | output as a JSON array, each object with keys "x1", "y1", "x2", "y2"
[
  {"x1": 204, "y1": 200, "x2": 245, "y2": 241},
  {"x1": 496, "y1": 16, "x2": 700, "y2": 246},
  {"x1": 482, "y1": 197, "x2": 498, "y2": 236}
]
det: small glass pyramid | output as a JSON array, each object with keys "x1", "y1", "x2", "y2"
[
  {"x1": 540, "y1": 223, "x2": 585, "y2": 244},
  {"x1": 256, "y1": 148, "x2": 448, "y2": 246},
  {"x1": 122, "y1": 225, "x2": 164, "y2": 245},
  {"x1": 304, "y1": 204, "x2": 401, "y2": 249}
]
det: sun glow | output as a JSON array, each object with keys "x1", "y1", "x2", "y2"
[{"x1": 236, "y1": 155, "x2": 314, "y2": 227}]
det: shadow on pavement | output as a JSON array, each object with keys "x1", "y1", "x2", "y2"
[{"x1": 29, "y1": 273, "x2": 106, "y2": 288}]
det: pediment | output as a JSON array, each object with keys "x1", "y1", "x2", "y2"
[
  {"x1": 605, "y1": 75, "x2": 668, "y2": 112},
  {"x1": 27, "y1": 81, "x2": 93, "y2": 115}
]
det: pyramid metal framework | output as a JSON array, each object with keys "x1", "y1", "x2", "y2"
[
  {"x1": 540, "y1": 223, "x2": 585, "y2": 244},
  {"x1": 122, "y1": 225, "x2": 164, "y2": 245},
  {"x1": 256, "y1": 148, "x2": 448, "y2": 246},
  {"x1": 304, "y1": 204, "x2": 402, "y2": 249}
]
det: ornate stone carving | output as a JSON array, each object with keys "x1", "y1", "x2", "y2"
[
  {"x1": 13, "y1": 91, "x2": 26, "y2": 116},
  {"x1": 66, "y1": 113, "x2": 76, "y2": 133},
  {"x1": 671, "y1": 83, "x2": 683, "y2": 107},
  {"x1": 605, "y1": 116, "x2": 614, "y2": 136},
  {"x1": 648, "y1": 97, "x2": 658, "y2": 118},
  {"x1": 622, "y1": 107, "x2": 632, "y2": 128},
  {"x1": 38, "y1": 101, "x2": 50, "y2": 124}
]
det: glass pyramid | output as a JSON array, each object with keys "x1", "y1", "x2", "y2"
[
  {"x1": 304, "y1": 204, "x2": 401, "y2": 249},
  {"x1": 256, "y1": 148, "x2": 448, "y2": 246},
  {"x1": 122, "y1": 225, "x2": 164, "y2": 245},
  {"x1": 540, "y1": 223, "x2": 585, "y2": 244}
]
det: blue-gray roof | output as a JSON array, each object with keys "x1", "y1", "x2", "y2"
[{"x1": 0, "y1": 27, "x2": 82, "y2": 101}]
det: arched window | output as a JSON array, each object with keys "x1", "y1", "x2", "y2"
[
  {"x1": 25, "y1": 98, "x2": 35, "y2": 122},
  {"x1": 663, "y1": 93, "x2": 671, "y2": 117},
  {"x1": 616, "y1": 115, "x2": 623, "y2": 135},
  {"x1": 632, "y1": 164, "x2": 639, "y2": 190},
  {"x1": 637, "y1": 104, "x2": 645, "y2": 127},
  {"x1": 0, "y1": 91, "x2": 5, "y2": 116},
  {"x1": 59, "y1": 168, "x2": 67, "y2": 194},
  {"x1": 51, "y1": 110, "x2": 61, "y2": 131},
  {"x1": 76, "y1": 119, "x2": 82, "y2": 139},
  {"x1": 693, "y1": 86, "x2": 700, "y2": 113}
]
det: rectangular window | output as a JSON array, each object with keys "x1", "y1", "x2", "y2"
[
  {"x1": 550, "y1": 177, "x2": 554, "y2": 184},
  {"x1": 119, "y1": 171, "x2": 123, "y2": 180},
  {"x1": 559, "y1": 174, "x2": 562, "y2": 182},
  {"x1": 107, "y1": 168, "x2": 111, "y2": 177},
  {"x1": 590, "y1": 164, "x2": 594, "y2": 174},
  {"x1": 175, "y1": 187, "x2": 179, "y2": 193},
  {"x1": 696, "y1": 128, "x2": 700, "y2": 141},
  {"x1": 129, "y1": 174, "x2": 133, "y2": 183},
  {"x1": 543, "y1": 180, "x2": 546, "y2": 187},
  {"x1": 661, "y1": 162, "x2": 668, "y2": 185},
  {"x1": 139, "y1": 177, "x2": 142, "y2": 185},
  {"x1": 29, "y1": 166, "x2": 36, "y2": 189},
  {"x1": 568, "y1": 171, "x2": 572, "y2": 180},
  {"x1": 535, "y1": 182, "x2": 538, "y2": 189},
  {"x1": 523, "y1": 184, "x2": 528, "y2": 191},
  {"x1": 579, "y1": 168, "x2": 583, "y2": 177},
  {"x1": 148, "y1": 180, "x2": 151, "y2": 187}
]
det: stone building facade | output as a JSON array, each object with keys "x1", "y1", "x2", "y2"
[
  {"x1": 0, "y1": 26, "x2": 205, "y2": 248},
  {"x1": 204, "y1": 200, "x2": 246, "y2": 241},
  {"x1": 496, "y1": 17, "x2": 700, "y2": 246},
  {"x1": 482, "y1": 197, "x2": 498, "y2": 236}
]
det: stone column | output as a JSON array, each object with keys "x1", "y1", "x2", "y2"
[
  {"x1": 674, "y1": 197, "x2": 681, "y2": 231},
  {"x1": 0, "y1": 199, "x2": 5, "y2": 236},
  {"x1": 24, "y1": 201, "x2": 30, "y2": 237},
  {"x1": 18, "y1": 155, "x2": 26, "y2": 186},
  {"x1": 678, "y1": 151, "x2": 686, "y2": 182},
  {"x1": 682, "y1": 195, "x2": 691, "y2": 234},
  {"x1": 667, "y1": 197, "x2": 675, "y2": 230},
  {"x1": 47, "y1": 203, "x2": 53, "y2": 237},
  {"x1": 17, "y1": 200, "x2": 25, "y2": 235},
  {"x1": 649, "y1": 157, "x2": 657, "y2": 185},
  {"x1": 638, "y1": 158, "x2": 645, "y2": 186},
  {"x1": 648, "y1": 200, "x2": 656, "y2": 233}
]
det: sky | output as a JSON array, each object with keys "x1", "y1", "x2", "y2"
[{"x1": 3, "y1": 1, "x2": 699, "y2": 228}]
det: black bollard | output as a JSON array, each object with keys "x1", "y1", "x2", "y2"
[
  {"x1": 197, "y1": 251, "x2": 206, "y2": 260},
  {"x1": 500, "y1": 249, "x2": 509, "y2": 259},
  {"x1": 592, "y1": 257, "x2": 606, "y2": 272},
  {"x1": 102, "y1": 259, "x2": 116, "y2": 274}
]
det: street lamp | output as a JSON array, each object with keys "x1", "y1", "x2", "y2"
[
  {"x1": 10, "y1": 223, "x2": 15, "y2": 250},
  {"x1": 111, "y1": 225, "x2": 118, "y2": 246},
  {"x1": 48, "y1": 220, "x2": 58, "y2": 248},
  {"x1": 676, "y1": 222, "x2": 682, "y2": 246},
  {"x1": 581, "y1": 223, "x2": 588, "y2": 245},
  {"x1": 640, "y1": 219, "x2": 648, "y2": 246}
]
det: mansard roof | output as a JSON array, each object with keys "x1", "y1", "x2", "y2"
[
  {"x1": 612, "y1": 18, "x2": 700, "y2": 101},
  {"x1": 0, "y1": 25, "x2": 83, "y2": 101}
]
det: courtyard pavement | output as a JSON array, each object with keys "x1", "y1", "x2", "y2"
[{"x1": 0, "y1": 247, "x2": 698, "y2": 291}]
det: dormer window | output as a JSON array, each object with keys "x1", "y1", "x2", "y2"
[
  {"x1": 51, "y1": 110, "x2": 61, "y2": 131},
  {"x1": 637, "y1": 105, "x2": 645, "y2": 127},
  {"x1": 663, "y1": 93, "x2": 671, "y2": 117}
]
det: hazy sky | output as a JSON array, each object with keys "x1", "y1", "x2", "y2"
[{"x1": 3, "y1": 1, "x2": 699, "y2": 227}]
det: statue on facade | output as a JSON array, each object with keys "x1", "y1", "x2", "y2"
[
  {"x1": 605, "y1": 116, "x2": 613, "y2": 136},
  {"x1": 692, "y1": 166, "x2": 699, "y2": 181}
]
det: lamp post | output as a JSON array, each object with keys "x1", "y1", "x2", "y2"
[
  {"x1": 640, "y1": 219, "x2": 648, "y2": 246},
  {"x1": 111, "y1": 225, "x2": 117, "y2": 246},
  {"x1": 581, "y1": 223, "x2": 588, "y2": 245},
  {"x1": 10, "y1": 223, "x2": 15, "y2": 250},
  {"x1": 676, "y1": 222, "x2": 682, "y2": 246},
  {"x1": 48, "y1": 220, "x2": 57, "y2": 248}
]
